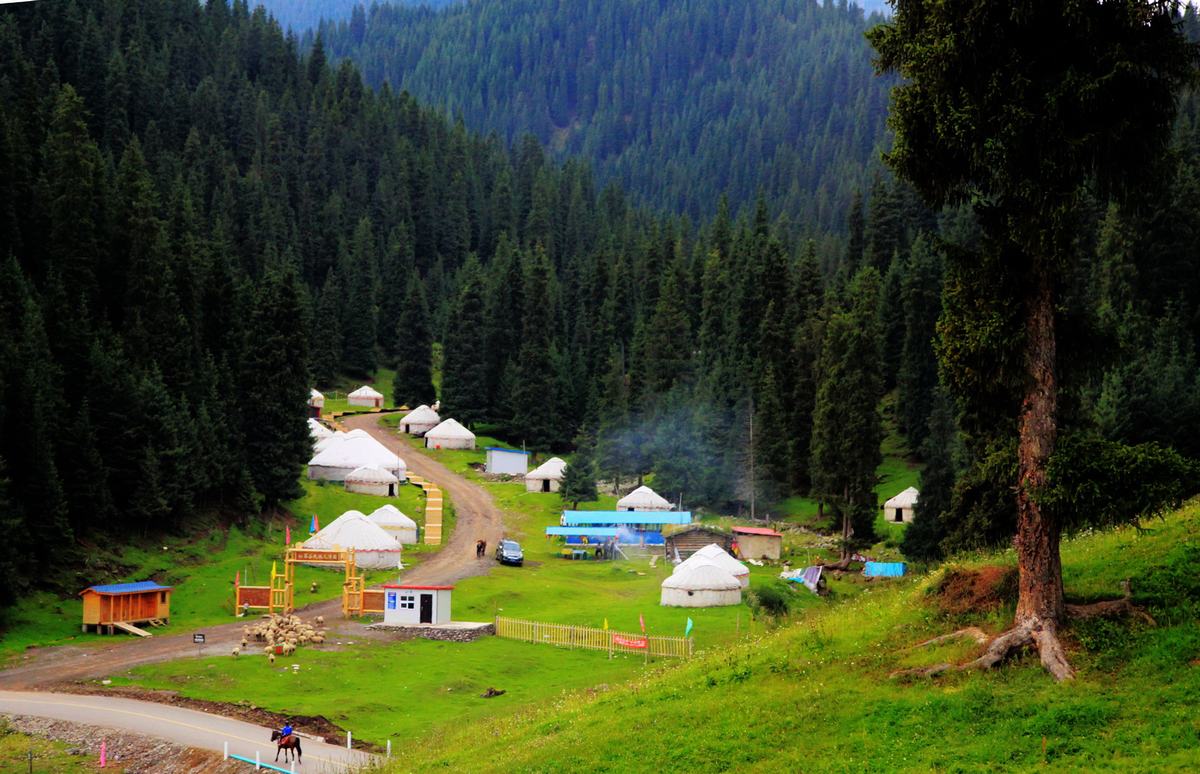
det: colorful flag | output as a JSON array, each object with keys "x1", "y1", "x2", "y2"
[
  {"x1": 603, "y1": 618, "x2": 609, "y2": 631},
  {"x1": 235, "y1": 570, "x2": 240, "y2": 587},
  {"x1": 285, "y1": 525, "x2": 291, "y2": 545},
  {"x1": 685, "y1": 617, "x2": 694, "y2": 637},
  {"x1": 310, "y1": 514, "x2": 319, "y2": 534},
  {"x1": 639, "y1": 613, "x2": 646, "y2": 633}
]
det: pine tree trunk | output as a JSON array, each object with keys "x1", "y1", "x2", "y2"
[{"x1": 1014, "y1": 260, "x2": 1064, "y2": 625}]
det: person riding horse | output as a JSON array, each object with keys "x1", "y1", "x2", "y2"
[{"x1": 270, "y1": 721, "x2": 302, "y2": 764}]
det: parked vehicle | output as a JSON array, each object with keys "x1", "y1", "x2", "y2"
[{"x1": 495, "y1": 539, "x2": 524, "y2": 566}]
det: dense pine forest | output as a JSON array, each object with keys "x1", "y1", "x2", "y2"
[
  {"x1": 2, "y1": 0, "x2": 1200, "y2": 614},
  {"x1": 259, "y1": 0, "x2": 457, "y2": 33},
  {"x1": 307, "y1": 0, "x2": 893, "y2": 231}
]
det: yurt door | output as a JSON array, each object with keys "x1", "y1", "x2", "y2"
[{"x1": 419, "y1": 593, "x2": 433, "y2": 623}]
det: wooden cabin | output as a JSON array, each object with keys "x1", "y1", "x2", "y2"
[
  {"x1": 80, "y1": 581, "x2": 172, "y2": 636},
  {"x1": 663, "y1": 526, "x2": 733, "y2": 560}
]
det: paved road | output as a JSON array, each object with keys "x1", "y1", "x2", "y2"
[
  {"x1": 342, "y1": 412, "x2": 505, "y2": 585},
  {"x1": 0, "y1": 691, "x2": 374, "y2": 772}
]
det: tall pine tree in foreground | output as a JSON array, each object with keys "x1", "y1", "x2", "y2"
[
  {"x1": 871, "y1": 0, "x2": 1196, "y2": 679},
  {"x1": 560, "y1": 430, "x2": 599, "y2": 508}
]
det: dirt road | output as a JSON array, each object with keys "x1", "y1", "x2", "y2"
[
  {"x1": 0, "y1": 691, "x2": 374, "y2": 772},
  {"x1": 341, "y1": 412, "x2": 504, "y2": 584},
  {"x1": 0, "y1": 413, "x2": 502, "y2": 690}
]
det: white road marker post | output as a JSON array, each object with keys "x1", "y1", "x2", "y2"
[
  {"x1": 387, "y1": 739, "x2": 392, "y2": 757},
  {"x1": 223, "y1": 741, "x2": 228, "y2": 760},
  {"x1": 347, "y1": 730, "x2": 352, "y2": 749},
  {"x1": 254, "y1": 749, "x2": 260, "y2": 769}
]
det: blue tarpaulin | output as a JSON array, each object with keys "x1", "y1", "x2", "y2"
[
  {"x1": 561, "y1": 511, "x2": 692, "y2": 526},
  {"x1": 863, "y1": 562, "x2": 906, "y2": 578},
  {"x1": 83, "y1": 581, "x2": 172, "y2": 595}
]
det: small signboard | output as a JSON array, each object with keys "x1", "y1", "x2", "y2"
[
  {"x1": 193, "y1": 633, "x2": 206, "y2": 644},
  {"x1": 611, "y1": 634, "x2": 648, "y2": 649}
]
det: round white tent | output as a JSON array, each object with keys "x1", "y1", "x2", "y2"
[
  {"x1": 424, "y1": 418, "x2": 476, "y2": 450},
  {"x1": 307, "y1": 430, "x2": 407, "y2": 481},
  {"x1": 345, "y1": 465, "x2": 399, "y2": 496},
  {"x1": 680, "y1": 543, "x2": 750, "y2": 587},
  {"x1": 617, "y1": 485, "x2": 673, "y2": 511},
  {"x1": 525, "y1": 457, "x2": 567, "y2": 493},
  {"x1": 348, "y1": 385, "x2": 384, "y2": 408},
  {"x1": 303, "y1": 510, "x2": 402, "y2": 569},
  {"x1": 313, "y1": 430, "x2": 347, "y2": 454},
  {"x1": 368, "y1": 504, "x2": 418, "y2": 545},
  {"x1": 399, "y1": 404, "x2": 440, "y2": 435},
  {"x1": 660, "y1": 561, "x2": 742, "y2": 607},
  {"x1": 883, "y1": 486, "x2": 920, "y2": 524},
  {"x1": 308, "y1": 389, "x2": 325, "y2": 416},
  {"x1": 308, "y1": 418, "x2": 335, "y2": 443}
]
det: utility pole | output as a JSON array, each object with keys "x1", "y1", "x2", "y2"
[{"x1": 748, "y1": 396, "x2": 756, "y2": 522}]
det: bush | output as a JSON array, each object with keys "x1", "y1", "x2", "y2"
[{"x1": 748, "y1": 582, "x2": 791, "y2": 618}]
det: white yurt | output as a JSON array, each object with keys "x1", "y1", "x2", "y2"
[
  {"x1": 399, "y1": 404, "x2": 440, "y2": 435},
  {"x1": 302, "y1": 510, "x2": 402, "y2": 569},
  {"x1": 883, "y1": 486, "x2": 920, "y2": 524},
  {"x1": 308, "y1": 418, "x2": 335, "y2": 443},
  {"x1": 368, "y1": 504, "x2": 419, "y2": 545},
  {"x1": 680, "y1": 543, "x2": 750, "y2": 587},
  {"x1": 308, "y1": 389, "x2": 325, "y2": 417},
  {"x1": 307, "y1": 430, "x2": 406, "y2": 481},
  {"x1": 525, "y1": 457, "x2": 567, "y2": 493},
  {"x1": 348, "y1": 385, "x2": 384, "y2": 408},
  {"x1": 424, "y1": 418, "x2": 476, "y2": 450},
  {"x1": 660, "y1": 561, "x2": 742, "y2": 607},
  {"x1": 345, "y1": 465, "x2": 399, "y2": 496},
  {"x1": 617, "y1": 485, "x2": 673, "y2": 511}
]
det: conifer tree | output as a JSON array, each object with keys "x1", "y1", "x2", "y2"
[
  {"x1": 441, "y1": 256, "x2": 490, "y2": 424},
  {"x1": 393, "y1": 274, "x2": 437, "y2": 408},
  {"x1": 509, "y1": 246, "x2": 561, "y2": 448},
  {"x1": 312, "y1": 269, "x2": 344, "y2": 386},
  {"x1": 810, "y1": 267, "x2": 884, "y2": 564},
  {"x1": 902, "y1": 385, "x2": 957, "y2": 562},
  {"x1": 560, "y1": 430, "x2": 599, "y2": 508},
  {"x1": 340, "y1": 219, "x2": 379, "y2": 377},
  {"x1": 897, "y1": 234, "x2": 943, "y2": 452}
]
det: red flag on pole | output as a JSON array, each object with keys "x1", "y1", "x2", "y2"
[
  {"x1": 639, "y1": 613, "x2": 646, "y2": 633},
  {"x1": 235, "y1": 570, "x2": 240, "y2": 587},
  {"x1": 285, "y1": 524, "x2": 291, "y2": 545}
]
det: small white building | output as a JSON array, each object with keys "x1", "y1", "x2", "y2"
[
  {"x1": 486, "y1": 447, "x2": 530, "y2": 476},
  {"x1": 348, "y1": 385, "x2": 384, "y2": 408},
  {"x1": 345, "y1": 465, "x2": 399, "y2": 496},
  {"x1": 679, "y1": 543, "x2": 750, "y2": 588},
  {"x1": 308, "y1": 389, "x2": 325, "y2": 417},
  {"x1": 883, "y1": 486, "x2": 920, "y2": 524},
  {"x1": 525, "y1": 457, "x2": 567, "y2": 493},
  {"x1": 382, "y1": 584, "x2": 453, "y2": 625},
  {"x1": 424, "y1": 418, "x2": 476, "y2": 450},
  {"x1": 368, "y1": 504, "x2": 418, "y2": 545},
  {"x1": 660, "y1": 561, "x2": 742, "y2": 608},
  {"x1": 617, "y1": 485, "x2": 673, "y2": 511},
  {"x1": 399, "y1": 404, "x2": 440, "y2": 435}
]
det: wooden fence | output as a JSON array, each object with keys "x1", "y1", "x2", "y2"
[{"x1": 495, "y1": 616, "x2": 693, "y2": 659}]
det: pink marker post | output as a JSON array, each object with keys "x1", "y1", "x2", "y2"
[{"x1": 99, "y1": 739, "x2": 107, "y2": 768}]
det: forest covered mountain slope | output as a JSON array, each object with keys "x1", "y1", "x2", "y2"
[{"x1": 308, "y1": 0, "x2": 893, "y2": 229}]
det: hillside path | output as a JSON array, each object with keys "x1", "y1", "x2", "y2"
[
  {"x1": 0, "y1": 690, "x2": 374, "y2": 772},
  {"x1": 0, "y1": 414, "x2": 503, "y2": 690},
  {"x1": 341, "y1": 412, "x2": 505, "y2": 584}
]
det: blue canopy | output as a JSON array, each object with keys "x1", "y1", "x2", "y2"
[
  {"x1": 84, "y1": 581, "x2": 172, "y2": 595},
  {"x1": 545, "y1": 527, "x2": 620, "y2": 538},
  {"x1": 562, "y1": 511, "x2": 692, "y2": 526}
]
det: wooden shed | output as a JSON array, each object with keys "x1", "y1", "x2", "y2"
[
  {"x1": 732, "y1": 526, "x2": 783, "y2": 561},
  {"x1": 80, "y1": 581, "x2": 172, "y2": 636},
  {"x1": 664, "y1": 525, "x2": 733, "y2": 560}
]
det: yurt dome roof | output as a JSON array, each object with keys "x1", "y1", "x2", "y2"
[
  {"x1": 526, "y1": 457, "x2": 567, "y2": 480},
  {"x1": 426, "y1": 418, "x2": 475, "y2": 440},
  {"x1": 346, "y1": 465, "x2": 399, "y2": 483},
  {"x1": 661, "y1": 561, "x2": 741, "y2": 591}
]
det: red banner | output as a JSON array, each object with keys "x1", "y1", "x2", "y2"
[{"x1": 612, "y1": 634, "x2": 648, "y2": 649}]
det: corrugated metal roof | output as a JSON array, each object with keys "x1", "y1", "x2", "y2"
[
  {"x1": 733, "y1": 526, "x2": 782, "y2": 537},
  {"x1": 485, "y1": 447, "x2": 531, "y2": 455},
  {"x1": 81, "y1": 581, "x2": 172, "y2": 595},
  {"x1": 545, "y1": 527, "x2": 620, "y2": 537}
]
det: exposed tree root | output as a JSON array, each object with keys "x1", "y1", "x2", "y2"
[
  {"x1": 820, "y1": 557, "x2": 852, "y2": 571},
  {"x1": 1065, "y1": 579, "x2": 1156, "y2": 625},
  {"x1": 892, "y1": 581, "x2": 1155, "y2": 682},
  {"x1": 891, "y1": 619, "x2": 1074, "y2": 681},
  {"x1": 909, "y1": 627, "x2": 990, "y2": 649}
]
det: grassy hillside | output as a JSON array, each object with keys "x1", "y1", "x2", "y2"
[{"x1": 389, "y1": 502, "x2": 1200, "y2": 772}]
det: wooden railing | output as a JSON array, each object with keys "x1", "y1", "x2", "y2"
[{"x1": 494, "y1": 616, "x2": 692, "y2": 659}]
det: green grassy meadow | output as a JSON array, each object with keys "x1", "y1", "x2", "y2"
[
  {"x1": 318, "y1": 368, "x2": 398, "y2": 415},
  {"x1": 390, "y1": 502, "x2": 1200, "y2": 772},
  {"x1": 0, "y1": 721, "x2": 106, "y2": 773}
]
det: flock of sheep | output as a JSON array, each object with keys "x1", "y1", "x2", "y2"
[{"x1": 231, "y1": 614, "x2": 327, "y2": 663}]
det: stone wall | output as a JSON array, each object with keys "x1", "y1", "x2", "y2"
[{"x1": 367, "y1": 623, "x2": 495, "y2": 643}]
